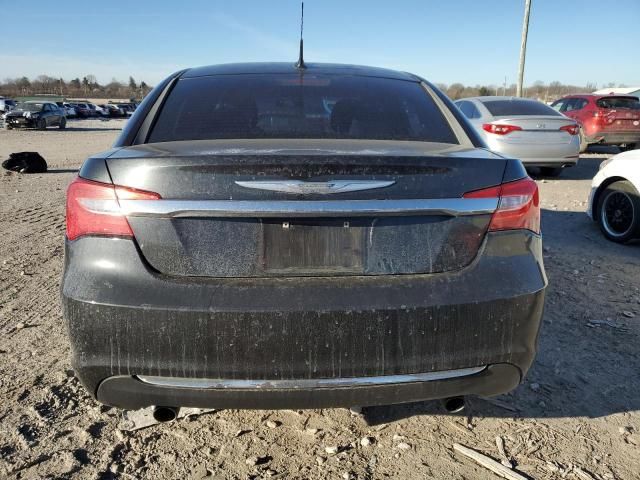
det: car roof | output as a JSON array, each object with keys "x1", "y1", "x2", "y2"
[
  {"x1": 181, "y1": 62, "x2": 420, "y2": 82},
  {"x1": 460, "y1": 96, "x2": 542, "y2": 103},
  {"x1": 557, "y1": 93, "x2": 639, "y2": 99}
]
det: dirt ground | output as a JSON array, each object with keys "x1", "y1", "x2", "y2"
[{"x1": 0, "y1": 119, "x2": 638, "y2": 479}]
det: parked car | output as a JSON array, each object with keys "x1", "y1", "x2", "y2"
[
  {"x1": 455, "y1": 96, "x2": 580, "y2": 177},
  {"x1": 73, "y1": 103, "x2": 91, "y2": 118},
  {"x1": 551, "y1": 94, "x2": 640, "y2": 151},
  {"x1": 86, "y1": 103, "x2": 107, "y2": 117},
  {"x1": 116, "y1": 103, "x2": 134, "y2": 116},
  {"x1": 62, "y1": 63, "x2": 546, "y2": 417},
  {"x1": 57, "y1": 102, "x2": 76, "y2": 118},
  {"x1": 0, "y1": 97, "x2": 16, "y2": 113},
  {"x1": 101, "y1": 104, "x2": 125, "y2": 117},
  {"x1": 4, "y1": 101, "x2": 66, "y2": 129},
  {"x1": 588, "y1": 150, "x2": 640, "y2": 243}
]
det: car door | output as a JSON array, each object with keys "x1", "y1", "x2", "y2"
[
  {"x1": 47, "y1": 103, "x2": 58, "y2": 125},
  {"x1": 41, "y1": 104, "x2": 52, "y2": 125}
]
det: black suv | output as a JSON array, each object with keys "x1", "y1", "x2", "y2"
[{"x1": 62, "y1": 63, "x2": 546, "y2": 415}]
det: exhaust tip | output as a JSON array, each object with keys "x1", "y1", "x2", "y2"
[
  {"x1": 152, "y1": 406, "x2": 179, "y2": 423},
  {"x1": 442, "y1": 396, "x2": 465, "y2": 413}
]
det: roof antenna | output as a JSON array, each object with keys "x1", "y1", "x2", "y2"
[{"x1": 295, "y1": 2, "x2": 306, "y2": 69}]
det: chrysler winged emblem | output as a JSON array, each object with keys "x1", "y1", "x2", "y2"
[{"x1": 235, "y1": 180, "x2": 395, "y2": 195}]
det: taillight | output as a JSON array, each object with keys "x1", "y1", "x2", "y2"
[
  {"x1": 66, "y1": 177, "x2": 160, "y2": 241},
  {"x1": 482, "y1": 123, "x2": 522, "y2": 135},
  {"x1": 463, "y1": 177, "x2": 540, "y2": 234},
  {"x1": 559, "y1": 124, "x2": 579, "y2": 135}
]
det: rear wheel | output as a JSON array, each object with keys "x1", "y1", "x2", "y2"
[
  {"x1": 540, "y1": 167, "x2": 563, "y2": 177},
  {"x1": 597, "y1": 180, "x2": 640, "y2": 243},
  {"x1": 37, "y1": 118, "x2": 47, "y2": 130}
]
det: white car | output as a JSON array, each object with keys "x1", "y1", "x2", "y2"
[
  {"x1": 588, "y1": 149, "x2": 640, "y2": 243},
  {"x1": 455, "y1": 96, "x2": 580, "y2": 177},
  {"x1": 63, "y1": 103, "x2": 77, "y2": 118}
]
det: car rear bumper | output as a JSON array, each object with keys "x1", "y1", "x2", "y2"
[
  {"x1": 520, "y1": 158, "x2": 578, "y2": 168},
  {"x1": 97, "y1": 364, "x2": 521, "y2": 410},
  {"x1": 484, "y1": 136, "x2": 580, "y2": 167},
  {"x1": 586, "y1": 132, "x2": 640, "y2": 145},
  {"x1": 62, "y1": 230, "x2": 546, "y2": 410}
]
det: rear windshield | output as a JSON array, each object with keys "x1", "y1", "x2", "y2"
[
  {"x1": 148, "y1": 74, "x2": 458, "y2": 144},
  {"x1": 481, "y1": 99, "x2": 560, "y2": 117},
  {"x1": 597, "y1": 96, "x2": 640, "y2": 109}
]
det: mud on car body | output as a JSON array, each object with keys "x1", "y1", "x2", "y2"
[{"x1": 61, "y1": 63, "x2": 546, "y2": 412}]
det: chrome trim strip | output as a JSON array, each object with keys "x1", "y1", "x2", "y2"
[
  {"x1": 235, "y1": 180, "x2": 396, "y2": 195},
  {"x1": 119, "y1": 198, "x2": 498, "y2": 218},
  {"x1": 136, "y1": 366, "x2": 486, "y2": 390}
]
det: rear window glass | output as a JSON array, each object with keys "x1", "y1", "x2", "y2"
[
  {"x1": 596, "y1": 96, "x2": 640, "y2": 109},
  {"x1": 481, "y1": 99, "x2": 560, "y2": 117},
  {"x1": 148, "y1": 74, "x2": 458, "y2": 144}
]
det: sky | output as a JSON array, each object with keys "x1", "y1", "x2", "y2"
[{"x1": 1, "y1": 0, "x2": 639, "y2": 88}]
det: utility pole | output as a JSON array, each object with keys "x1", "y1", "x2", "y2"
[{"x1": 516, "y1": 0, "x2": 532, "y2": 97}]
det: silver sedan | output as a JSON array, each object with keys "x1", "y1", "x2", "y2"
[{"x1": 455, "y1": 96, "x2": 580, "y2": 176}]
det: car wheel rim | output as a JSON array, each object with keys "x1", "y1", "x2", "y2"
[{"x1": 601, "y1": 191, "x2": 634, "y2": 237}]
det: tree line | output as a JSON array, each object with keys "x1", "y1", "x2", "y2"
[
  {"x1": 436, "y1": 80, "x2": 626, "y2": 102},
  {"x1": 0, "y1": 75, "x2": 630, "y2": 103},
  {"x1": 0, "y1": 75, "x2": 152, "y2": 100}
]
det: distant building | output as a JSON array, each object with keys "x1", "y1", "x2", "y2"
[{"x1": 592, "y1": 87, "x2": 640, "y2": 98}]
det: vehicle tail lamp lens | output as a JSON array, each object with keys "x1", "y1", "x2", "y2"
[
  {"x1": 482, "y1": 123, "x2": 523, "y2": 135},
  {"x1": 463, "y1": 177, "x2": 540, "y2": 234},
  {"x1": 66, "y1": 177, "x2": 160, "y2": 240}
]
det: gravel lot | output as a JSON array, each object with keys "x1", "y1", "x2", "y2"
[{"x1": 0, "y1": 119, "x2": 638, "y2": 479}]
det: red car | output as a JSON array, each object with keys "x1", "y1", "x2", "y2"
[{"x1": 551, "y1": 94, "x2": 640, "y2": 151}]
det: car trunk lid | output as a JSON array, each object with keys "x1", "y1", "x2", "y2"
[
  {"x1": 106, "y1": 140, "x2": 507, "y2": 278},
  {"x1": 489, "y1": 116, "x2": 577, "y2": 144},
  {"x1": 595, "y1": 97, "x2": 640, "y2": 132}
]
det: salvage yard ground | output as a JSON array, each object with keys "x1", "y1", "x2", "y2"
[{"x1": 0, "y1": 119, "x2": 638, "y2": 479}]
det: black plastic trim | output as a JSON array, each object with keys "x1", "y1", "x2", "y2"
[{"x1": 96, "y1": 363, "x2": 522, "y2": 410}]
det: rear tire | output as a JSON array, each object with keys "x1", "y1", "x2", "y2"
[
  {"x1": 596, "y1": 180, "x2": 640, "y2": 243},
  {"x1": 540, "y1": 167, "x2": 563, "y2": 177},
  {"x1": 37, "y1": 118, "x2": 47, "y2": 130}
]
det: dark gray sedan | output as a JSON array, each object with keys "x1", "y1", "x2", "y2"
[
  {"x1": 5, "y1": 101, "x2": 66, "y2": 130},
  {"x1": 61, "y1": 63, "x2": 546, "y2": 418}
]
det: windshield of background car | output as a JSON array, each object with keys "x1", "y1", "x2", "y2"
[
  {"x1": 481, "y1": 99, "x2": 561, "y2": 117},
  {"x1": 16, "y1": 103, "x2": 43, "y2": 112},
  {"x1": 148, "y1": 74, "x2": 459, "y2": 144},
  {"x1": 596, "y1": 96, "x2": 640, "y2": 109}
]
